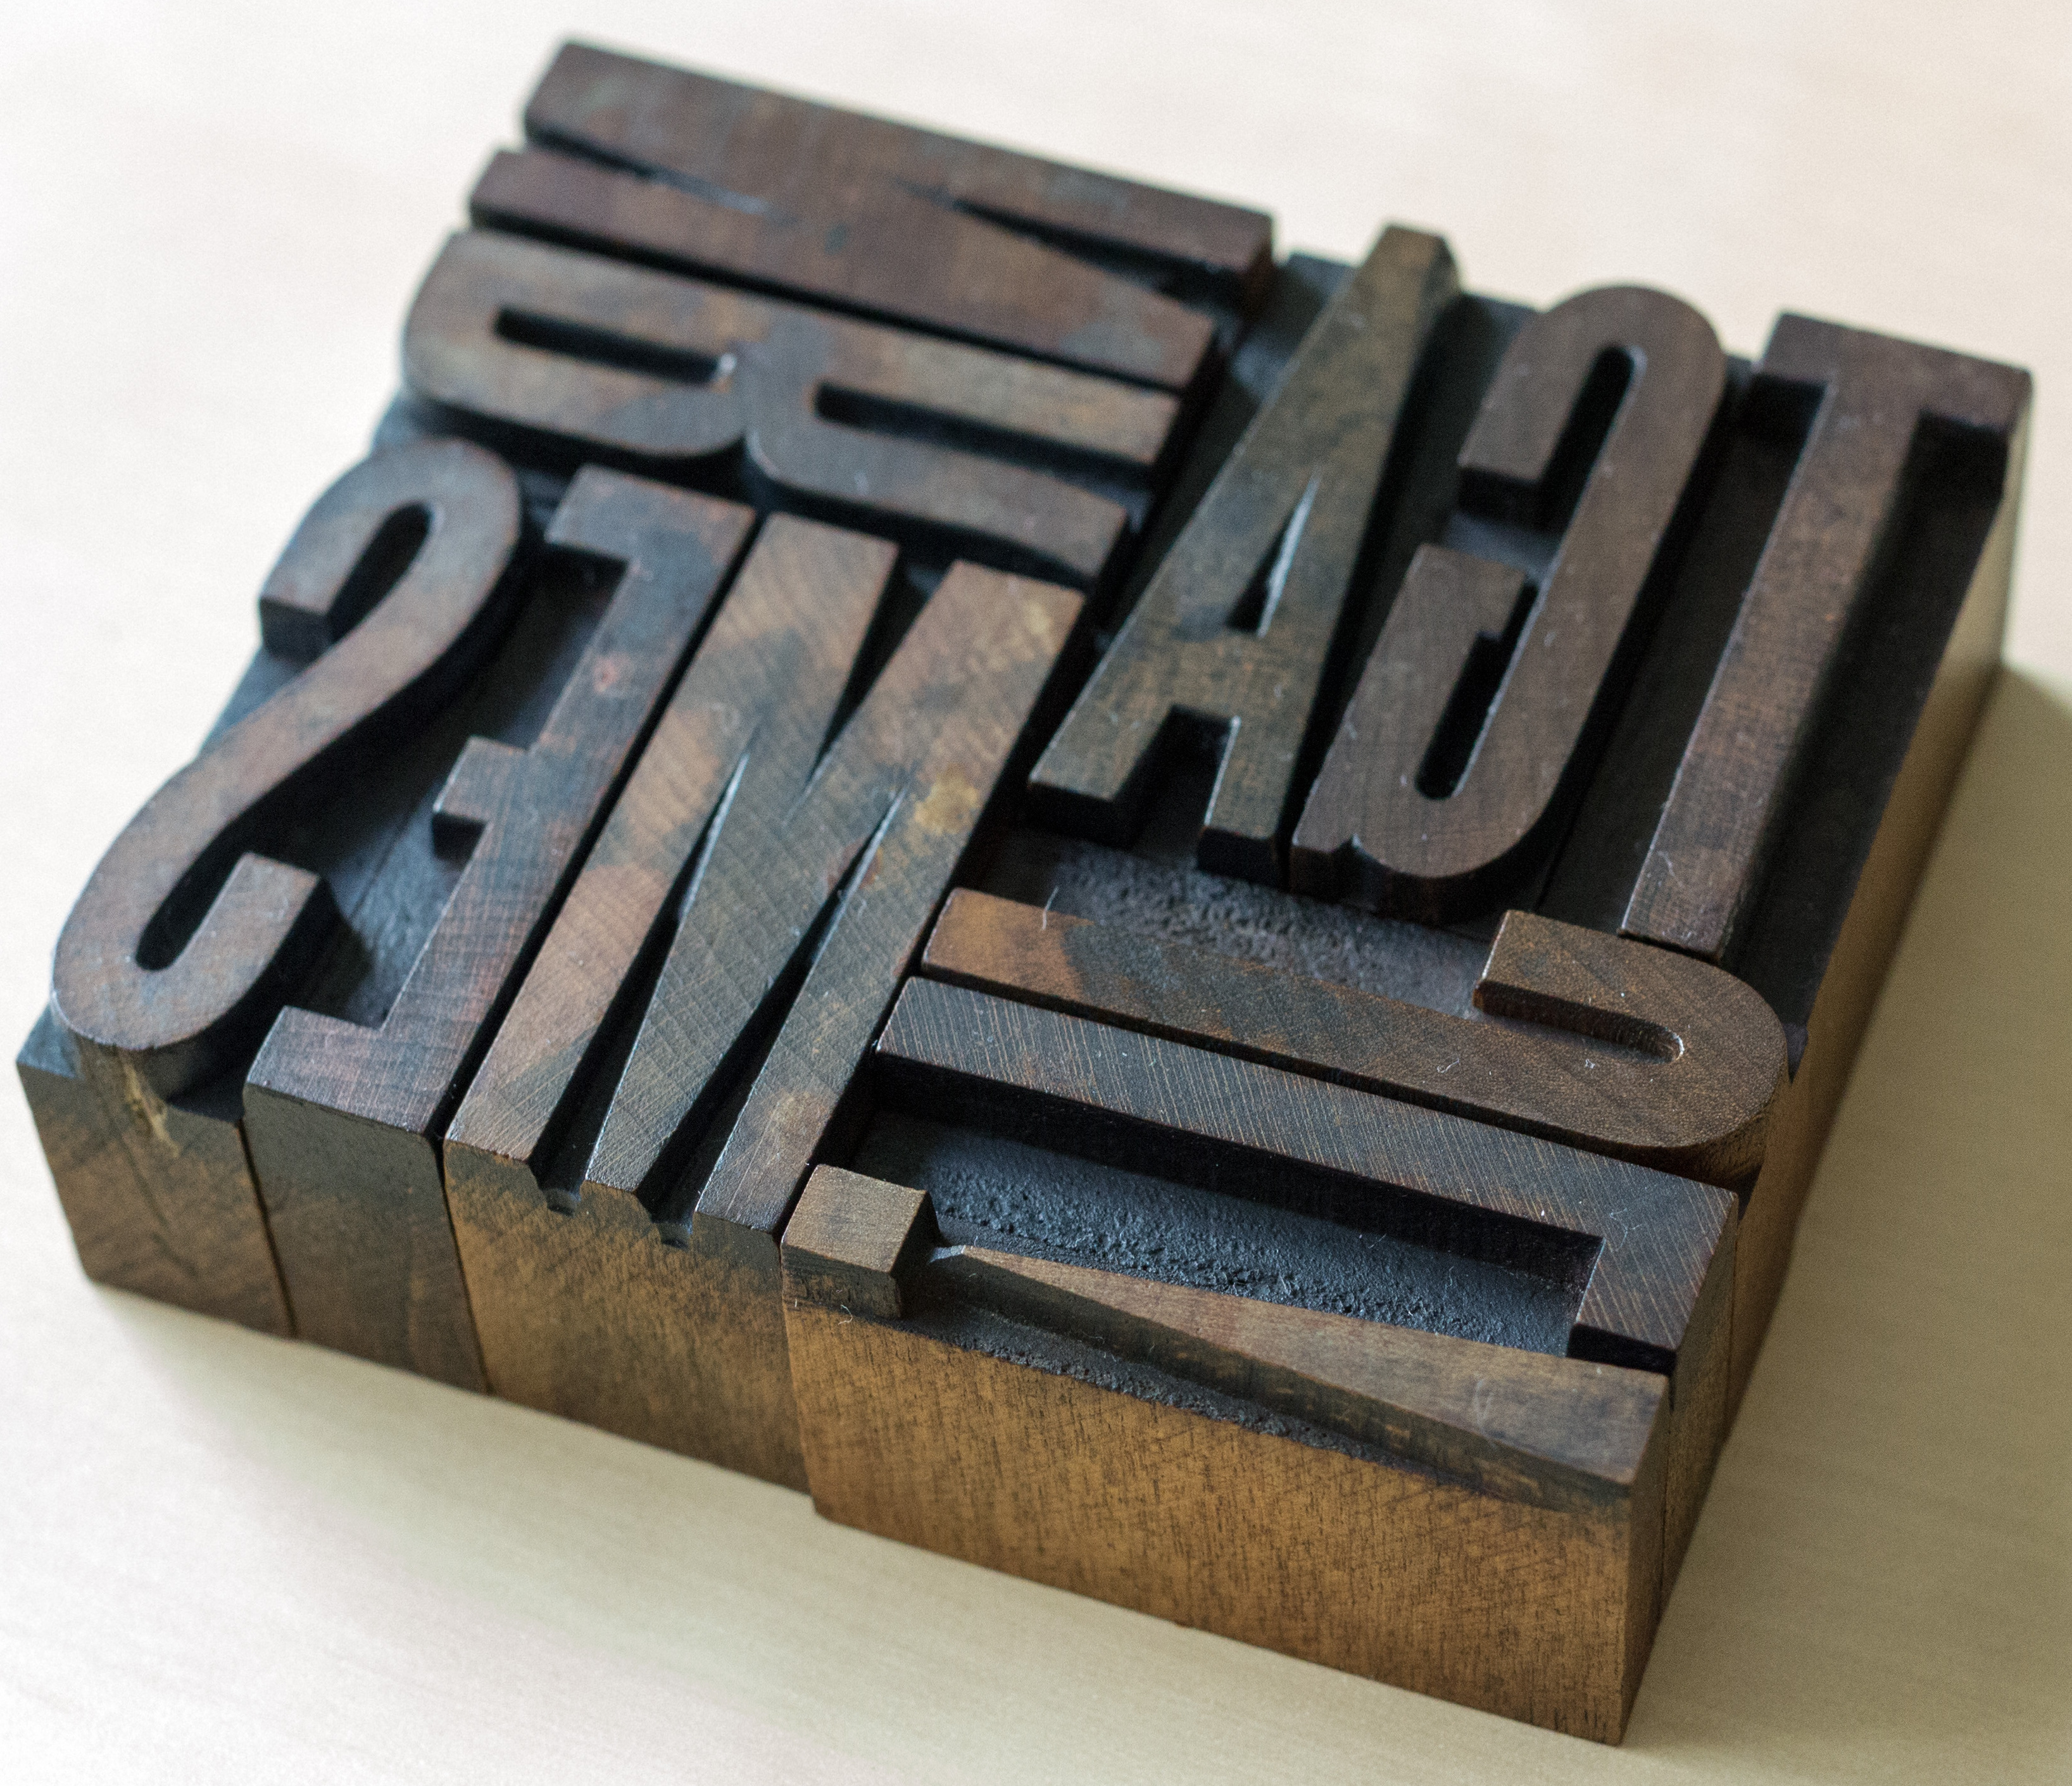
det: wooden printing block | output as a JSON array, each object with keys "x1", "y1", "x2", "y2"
[{"x1": 18, "y1": 41, "x2": 2031, "y2": 1740}]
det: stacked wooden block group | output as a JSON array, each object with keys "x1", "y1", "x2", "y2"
[{"x1": 20, "y1": 42, "x2": 2028, "y2": 1741}]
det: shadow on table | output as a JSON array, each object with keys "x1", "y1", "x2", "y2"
[{"x1": 1630, "y1": 664, "x2": 2072, "y2": 1774}]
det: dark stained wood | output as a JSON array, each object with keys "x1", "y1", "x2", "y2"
[
  {"x1": 1025, "y1": 228, "x2": 1459, "y2": 879},
  {"x1": 403, "y1": 228, "x2": 1177, "y2": 589},
  {"x1": 787, "y1": 1295, "x2": 1666, "y2": 1740},
  {"x1": 874, "y1": 976, "x2": 1734, "y2": 1370},
  {"x1": 781, "y1": 1168, "x2": 936, "y2": 1323},
  {"x1": 785, "y1": 1161, "x2": 1665, "y2": 1512},
  {"x1": 919, "y1": 889, "x2": 1784, "y2": 1184},
  {"x1": 1292, "y1": 286, "x2": 1726, "y2": 921},
  {"x1": 780, "y1": 1156, "x2": 1686, "y2": 1740},
  {"x1": 440, "y1": 515, "x2": 894, "y2": 1481},
  {"x1": 242, "y1": 472, "x2": 755, "y2": 1388},
  {"x1": 1709, "y1": 334, "x2": 2028, "y2": 1412},
  {"x1": 1621, "y1": 317, "x2": 2031, "y2": 960},
  {"x1": 20, "y1": 41, "x2": 2043, "y2": 1739},
  {"x1": 50, "y1": 439, "x2": 522, "y2": 1099},
  {"x1": 506, "y1": 41, "x2": 1272, "y2": 389},
  {"x1": 17, "y1": 1007, "x2": 291, "y2": 1335},
  {"x1": 448, "y1": 516, "x2": 891, "y2": 1181},
  {"x1": 443, "y1": 541, "x2": 1080, "y2": 1475},
  {"x1": 20, "y1": 439, "x2": 524, "y2": 1334},
  {"x1": 582, "y1": 570, "x2": 1077, "y2": 1210}
]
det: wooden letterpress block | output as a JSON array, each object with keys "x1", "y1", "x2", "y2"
[
  {"x1": 239, "y1": 470, "x2": 757, "y2": 1386},
  {"x1": 18, "y1": 42, "x2": 2031, "y2": 1742},
  {"x1": 406, "y1": 47, "x2": 1267, "y2": 1468},
  {"x1": 441, "y1": 526, "x2": 1080, "y2": 1481},
  {"x1": 475, "y1": 42, "x2": 1269, "y2": 388}
]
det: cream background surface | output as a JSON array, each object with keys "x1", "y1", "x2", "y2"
[{"x1": 1, "y1": 4, "x2": 2066, "y2": 1779}]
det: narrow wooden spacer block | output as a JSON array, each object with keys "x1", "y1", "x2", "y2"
[{"x1": 782, "y1": 1167, "x2": 939, "y2": 1322}]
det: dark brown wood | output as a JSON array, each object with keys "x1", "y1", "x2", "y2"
[
  {"x1": 20, "y1": 439, "x2": 525, "y2": 1333},
  {"x1": 448, "y1": 516, "x2": 891, "y2": 1181},
  {"x1": 442, "y1": 537, "x2": 1080, "y2": 1477},
  {"x1": 919, "y1": 888, "x2": 1784, "y2": 1184},
  {"x1": 502, "y1": 41, "x2": 1272, "y2": 389},
  {"x1": 242, "y1": 472, "x2": 755, "y2": 1388},
  {"x1": 439, "y1": 514, "x2": 893, "y2": 1480},
  {"x1": 778, "y1": 1150, "x2": 1719, "y2": 1740},
  {"x1": 1291, "y1": 286, "x2": 1726, "y2": 921},
  {"x1": 1025, "y1": 228, "x2": 1458, "y2": 878},
  {"x1": 17, "y1": 1008, "x2": 290, "y2": 1335},
  {"x1": 781, "y1": 1168, "x2": 936, "y2": 1323},
  {"x1": 403, "y1": 228, "x2": 1178, "y2": 589},
  {"x1": 1621, "y1": 316, "x2": 2030, "y2": 960},
  {"x1": 872, "y1": 976, "x2": 1733, "y2": 1369},
  {"x1": 789, "y1": 1163, "x2": 1665, "y2": 1511},
  {"x1": 51, "y1": 439, "x2": 522, "y2": 1098},
  {"x1": 19, "y1": 42, "x2": 2042, "y2": 1743}
]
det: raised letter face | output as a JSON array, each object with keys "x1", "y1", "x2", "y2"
[
  {"x1": 1290, "y1": 286, "x2": 1726, "y2": 921},
  {"x1": 51, "y1": 439, "x2": 523, "y2": 1097},
  {"x1": 1621, "y1": 315, "x2": 2030, "y2": 962},
  {"x1": 499, "y1": 41, "x2": 1272, "y2": 389},
  {"x1": 403, "y1": 230, "x2": 1178, "y2": 588},
  {"x1": 240, "y1": 471, "x2": 757, "y2": 1388},
  {"x1": 1026, "y1": 228, "x2": 1460, "y2": 879}
]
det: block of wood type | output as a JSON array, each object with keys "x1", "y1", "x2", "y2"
[
  {"x1": 237, "y1": 469, "x2": 756, "y2": 1387},
  {"x1": 784, "y1": 1007, "x2": 1738, "y2": 1741},
  {"x1": 782, "y1": 224, "x2": 2026, "y2": 1739},
  {"x1": 19, "y1": 39, "x2": 2037, "y2": 1743},
  {"x1": 921, "y1": 888, "x2": 1786, "y2": 1185},
  {"x1": 401, "y1": 226, "x2": 1181, "y2": 590},
  {"x1": 1026, "y1": 226, "x2": 1460, "y2": 879},
  {"x1": 382, "y1": 41, "x2": 1273, "y2": 611},
  {"x1": 439, "y1": 527, "x2": 1080, "y2": 1480},
  {"x1": 21, "y1": 437, "x2": 532, "y2": 1336}
]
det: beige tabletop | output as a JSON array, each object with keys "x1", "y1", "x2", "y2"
[{"x1": 3, "y1": 4, "x2": 2067, "y2": 1779}]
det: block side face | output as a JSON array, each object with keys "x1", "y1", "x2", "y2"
[
  {"x1": 1725, "y1": 430, "x2": 2021, "y2": 1405},
  {"x1": 446, "y1": 1144, "x2": 807, "y2": 1488},
  {"x1": 1662, "y1": 1205, "x2": 1736, "y2": 1597},
  {"x1": 786, "y1": 1301, "x2": 1640, "y2": 1742},
  {"x1": 245, "y1": 1088, "x2": 482, "y2": 1388},
  {"x1": 19, "y1": 1011, "x2": 289, "y2": 1336}
]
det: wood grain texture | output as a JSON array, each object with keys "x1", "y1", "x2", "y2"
[
  {"x1": 444, "y1": 538, "x2": 1079, "y2": 1476},
  {"x1": 781, "y1": 1167, "x2": 934, "y2": 1322},
  {"x1": 447, "y1": 515, "x2": 893, "y2": 1185},
  {"x1": 874, "y1": 976, "x2": 1733, "y2": 1370},
  {"x1": 49, "y1": 439, "x2": 523, "y2": 1099},
  {"x1": 1714, "y1": 353, "x2": 2026, "y2": 1411},
  {"x1": 505, "y1": 41, "x2": 1272, "y2": 389},
  {"x1": 243, "y1": 472, "x2": 755, "y2": 1388},
  {"x1": 1623, "y1": 317, "x2": 2030, "y2": 961},
  {"x1": 1026, "y1": 227, "x2": 1458, "y2": 878},
  {"x1": 17, "y1": 1005, "x2": 290, "y2": 1335},
  {"x1": 781, "y1": 1216, "x2": 1669, "y2": 1742},
  {"x1": 403, "y1": 228, "x2": 1177, "y2": 589},
  {"x1": 778, "y1": 1135, "x2": 1738, "y2": 1741},
  {"x1": 22, "y1": 439, "x2": 525, "y2": 1334},
  {"x1": 17, "y1": 46, "x2": 2029, "y2": 1745},
  {"x1": 1292, "y1": 286, "x2": 1726, "y2": 921},
  {"x1": 921, "y1": 888, "x2": 1784, "y2": 1184},
  {"x1": 443, "y1": 516, "x2": 900, "y2": 1481}
]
